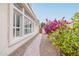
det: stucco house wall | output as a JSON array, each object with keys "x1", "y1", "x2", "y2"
[{"x1": 0, "y1": 3, "x2": 39, "y2": 56}]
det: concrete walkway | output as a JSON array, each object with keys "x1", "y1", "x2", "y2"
[
  {"x1": 24, "y1": 33, "x2": 42, "y2": 56},
  {"x1": 40, "y1": 34, "x2": 60, "y2": 56}
]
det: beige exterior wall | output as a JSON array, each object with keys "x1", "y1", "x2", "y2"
[
  {"x1": 0, "y1": 3, "x2": 39, "y2": 56},
  {"x1": 0, "y1": 4, "x2": 9, "y2": 55}
]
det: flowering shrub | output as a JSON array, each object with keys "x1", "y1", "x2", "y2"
[
  {"x1": 44, "y1": 17, "x2": 71, "y2": 34},
  {"x1": 44, "y1": 17, "x2": 79, "y2": 56}
]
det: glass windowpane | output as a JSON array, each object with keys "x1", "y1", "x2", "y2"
[
  {"x1": 16, "y1": 13, "x2": 21, "y2": 27},
  {"x1": 13, "y1": 12, "x2": 15, "y2": 27},
  {"x1": 13, "y1": 28, "x2": 15, "y2": 37},
  {"x1": 16, "y1": 28, "x2": 20, "y2": 36}
]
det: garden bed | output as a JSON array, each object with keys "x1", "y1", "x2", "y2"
[{"x1": 43, "y1": 16, "x2": 79, "y2": 56}]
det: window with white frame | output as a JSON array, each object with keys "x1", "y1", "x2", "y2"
[
  {"x1": 13, "y1": 3, "x2": 34, "y2": 38},
  {"x1": 24, "y1": 17, "x2": 29, "y2": 34},
  {"x1": 9, "y1": 3, "x2": 36, "y2": 46},
  {"x1": 13, "y1": 9, "x2": 22, "y2": 37},
  {"x1": 29, "y1": 20, "x2": 32, "y2": 33},
  {"x1": 24, "y1": 17, "x2": 32, "y2": 34}
]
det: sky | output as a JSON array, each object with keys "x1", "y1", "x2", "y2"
[{"x1": 32, "y1": 3, "x2": 79, "y2": 23}]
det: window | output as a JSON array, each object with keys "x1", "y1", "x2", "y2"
[
  {"x1": 24, "y1": 17, "x2": 32, "y2": 34},
  {"x1": 13, "y1": 9, "x2": 22, "y2": 37},
  {"x1": 24, "y1": 17, "x2": 28, "y2": 34},
  {"x1": 12, "y1": 3, "x2": 34, "y2": 39},
  {"x1": 29, "y1": 20, "x2": 32, "y2": 33},
  {"x1": 9, "y1": 3, "x2": 36, "y2": 45}
]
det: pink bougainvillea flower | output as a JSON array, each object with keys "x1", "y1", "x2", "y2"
[{"x1": 44, "y1": 17, "x2": 72, "y2": 34}]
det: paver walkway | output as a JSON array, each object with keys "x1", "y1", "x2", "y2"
[{"x1": 24, "y1": 33, "x2": 42, "y2": 56}]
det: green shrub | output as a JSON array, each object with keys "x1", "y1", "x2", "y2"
[{"x1": 50, "y1": 20, "x2": 79, "y2": 56}]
